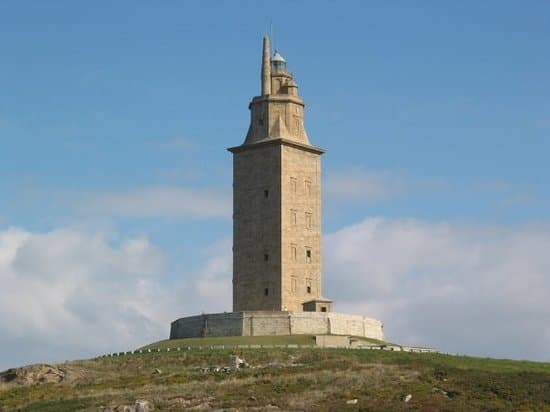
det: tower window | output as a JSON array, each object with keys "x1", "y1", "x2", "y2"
[
  {"x1": 291, "y1": 277, "x2": 297, "y2": 293},
  {"x1": 305, "y1": 212, "x2": 312, "y2": 229},
  {"x1": 290, "y1": 177, "x2": 297, "y2": 193},
  {"x1": 258, "y1": 118, "x2": 264, "y2": 126},
  {"x1": 291, "y1": 209, "x2": 297, "y2": 226},
  {"x1": 264, "y1": 253, "x2": 269, "y2": 261},
  {"x1": 306, "y1": 279, "x2": 312, "y2": 294},
  {"x1": 305, "y1": 180, "x2": 312, "y2": 196},
  {"x1": 306, "y1": 249, "x2": 312, "y2": 263},
  {"x1": 291, "y1": 244, "x2": 297, "y2": 261},
  {"x1": 321, "y1": 306, "x2": 327, "y2": 312},
  {"x1": 264, "y1": 189, "x2": 269, "y2": 198},
  {"x1": 264, "y1": 288, "x2": 269, "y2": 296}
]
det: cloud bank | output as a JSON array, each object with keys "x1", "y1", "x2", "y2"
[
  {"x1": 0, "y1": 228, "x2": 176, "y2": 369},
  {"x1": 325, "y1": 218, "x2": 550, "y2": 361},
  {"x1": 0, "y1": 227, "x2": 234, "y2": 370},
  {"x1": 0, "y1": 218, "x2": 548, "y2": 370}
]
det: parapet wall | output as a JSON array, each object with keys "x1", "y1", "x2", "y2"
[{"x1": 170, "y1": 311, "x2": 384, "y2": 341}]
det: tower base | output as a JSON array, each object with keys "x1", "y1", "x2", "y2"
[{"x1": 169, "y1": 311, "x2": 384, "y2": 341}]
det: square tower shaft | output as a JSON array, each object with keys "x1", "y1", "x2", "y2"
[
  {"x1": 230, "y1": 140, "x2": 323, "y2": 312},
  {"x1": 228, "y1": 36, "x2": 332, "y2": 313}
]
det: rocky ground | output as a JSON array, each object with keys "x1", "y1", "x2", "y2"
[{"x1": 0, "y1": 348, "x2": 549, "y2": 411}]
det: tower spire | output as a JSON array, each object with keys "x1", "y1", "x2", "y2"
[{"x1": 261, "y1": 36, "x2": 271, "y2": 96}]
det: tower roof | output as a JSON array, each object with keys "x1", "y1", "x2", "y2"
[{"x1": 271, "y1": 51, "x2": 286, "y2": 63}]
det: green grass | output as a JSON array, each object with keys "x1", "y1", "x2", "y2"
[
  {"x1": 1, "y1": 346, "x2": 549, "y2": 411},
  {"x1": 13, "y1": 397, "x2": 92, "y2": 412},
  {"x1": 140, "y1": 334, "x2": 317, "y2": 350}
]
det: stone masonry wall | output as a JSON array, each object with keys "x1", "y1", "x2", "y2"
[
  {"x1": 280, "y1": 144, "x2": 323, "y2": 312},
  {"x1": 204, "y1": 313, "x2": 244, "y2": 337},
  {"x1": 233, "y1": 144, "x2": 282, "y2": 311},
  {"x1": 169, "y1": 314, "x2": 204, "y2": 339},
  {"x1": 242, "y1": 312, "x2": 291, "y2": 336},
  {"x1": 170, "y1": 311, "x2": 384, "y2": 341}
]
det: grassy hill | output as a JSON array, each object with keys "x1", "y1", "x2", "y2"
[
  {"x1": 141, "y1": 335, "x2": 319, "y2": 350},
  {"x1": 139, "y1": 335, "x2": 386, "y2": 351},
  {"x1": 0, "y1": 336, "x2": 549, "y2": 411}
]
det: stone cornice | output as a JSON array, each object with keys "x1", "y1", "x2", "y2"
[
  {"x1": 227, "y1": 138, "x2": 325, "y2": 155},
  {"x1": 249, "y1": 94, "x2": 305, "y2": 107}
]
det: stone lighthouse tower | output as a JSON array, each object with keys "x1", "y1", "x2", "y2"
[
  {"x1": 170, "y1": 36, "x2": 383, "y2": 341},
  {"x1": 228, "y1": 36, "x2": 333, "y2": 313}
]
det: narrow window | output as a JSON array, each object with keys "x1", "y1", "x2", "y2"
[
  {"x1": 258, "y1": 118, "x2": 264, "y2": 126},
  {"x1": 264, "y1": 288, "x2": 269, "y2": 296},
  {"x1": 264, "y1": 253, "x2": 269, "y2": 262},
  {"x1": 321, "y1": 306, "x2": 327, "y2": 312},
  {"x1": 305, "y1": 180, "x2": 312, "y2": 196},
  {"x1": 305, "y1": 212, "x2": 312, "y2": 229},
  {"x1": 291, "y1": 209, "x2": 297, "y2": 226},
  {"x1": 290, "y1": 177, "x2": 297, "y2": 193},
  {"x1": 291, "y1": 244, "x2": 297, "y2": 261},
  {"x1": 306, "y1": 279, "x2": 312, "y2": 294},
  {"x1": 264, "y1": 189, "x2": 269, "y2": 198},
  {"x1": 291, "y1": 277, "x2": 297, "y2": 293},
  {"x1": 306, "y1": 249, "x2": 312, "y2": 263}
]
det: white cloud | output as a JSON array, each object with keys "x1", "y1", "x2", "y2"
[
  {"x1": 82, "y1": 186, "x2": 231, "y2": 219},
  {"x1": 0, "y1": 227, "x2": 176, "y2": 369},
  {"x1": 169, "y1": 237, "x2": 233, "y2": 317},
  {"x1": 0, "y1": 227, "x2": 231, "y2": 370},
  {"x1": 194, "y1": 238, "x2": 232, "y2": 313},
  {"x1": 1, "y1": 217, "x2": 549, "y2": 370},
  {"x1": 325, "y1": 218, "x2": 550, "y2": 361}
]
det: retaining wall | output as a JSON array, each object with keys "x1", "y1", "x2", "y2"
[{"x1": 170, "y1": 311, "x2": 384, "y2": 341}]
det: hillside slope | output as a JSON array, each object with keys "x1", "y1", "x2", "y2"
[{"x1": 0, "y1": 344, "x2": 549, "y2": 411}]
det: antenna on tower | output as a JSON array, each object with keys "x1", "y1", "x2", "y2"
[{"x1": 270, "y1": 20, "x2": 274, "y2": 53}]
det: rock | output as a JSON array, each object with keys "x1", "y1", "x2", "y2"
[
  {"x1": 135, "y1": 399, "x2": 154, "y2": 412},
  {"x1": 0, "y1": 369, "x2": 17, "y2": 383},
  {"x1": 433, "y1": 387, "x2": 448, "y2": 397},
  {"x1": 230, "y1": 354, "x2": 248, "y2": 369},
  {"x1": 152, "y1": 368, "x2": 162, "y2": 375},
  {"x1": 346, "y1": 398, "x2": 358, "y2": 405},
  {"x1": 432, "y1": 387, "x2": 459, "y2": 398},
  {"x1": 248, "y1": 405, "x2": 279, "y2": 411},
  {"x1": 0, "y1": 364, "x2": 65, "y2": 386},
  {"x1": 100, "y1": 400, "x2": 153, "y2": 412},
  {"x1": 101, "y1": 406, "x2": 133, "y2": 412},
  {"x1": 168, "y1": 397, "x2": 192, "y2": 407},
  {"x1": 404, "y1": 394, "x2": 412, "y2": 402},
  {"x1": 187, "y1": 402, "x2": 212, "y2": 410}
]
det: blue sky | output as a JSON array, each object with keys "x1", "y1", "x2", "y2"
[{"x1": 0, "y1": 1, "x2": 549, "y2": 368}]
